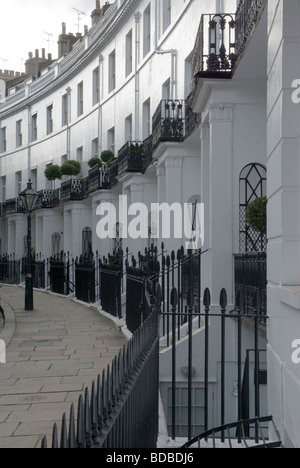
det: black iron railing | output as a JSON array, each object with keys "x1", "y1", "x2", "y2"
[
  {"x1": 108, "y1": 159, "x2": 119, "y2": 187},
  {"x1": 0, "y1": 255, "x2": 21, "y2": 285},
  {"x1": 181, "y1": 416, "x2": 283, "y2": 449},
  {"x1": 118, "y1": 138, "x2": 153, "y2": 176},
  {"x1": 60, "y1": 178, "x2": 88, "y2": 201},
  {"x1": 234, "y1": 252, "x2": 267, "y2": 322},
  {"x1": 152, "y1": 99, "x2": 185, "y2": 150},
  {"x1": 41, "y1": 309, "x2": 159, "y2": 449},
  {"x1": 35, "y1": 189, "x2": 60, "y2": 209},
  {"x1": 235, "y1": 0, "x2": 266, "y2": 56},
  {"x1": 152, "y1": 99, "x2": 200, "y2": 151},
  {"x1": 191, "y1": 0, "x2": 266, "y2": 85},
  {"x1": 2, "y1": 197, "x2": 23, "y2": 215},
  {"x1": 88, "y1": 164, "x2": 110, "y2": 192}
]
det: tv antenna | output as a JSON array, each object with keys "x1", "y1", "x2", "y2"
[
  {"x1": 0, "y1": 58, "x2": 8, "y2": 70},
  {"x1": 43, "y1": 32, "x2": 54, "y2": 54},
  {"x1": 72, "y1": 7, "x2": 86, "y2": 33}
]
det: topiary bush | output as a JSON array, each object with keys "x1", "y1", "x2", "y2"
[
  {"x1": 88, "y1": 157, "x2": 102, "y2": 168},
  {"x1": 44, "y1": 165, "x2": 62, "y2": 182},
  {"x1": 246, "y1": 196, "x2": 267, "y2": 236},
  {"x1": 61, "y1": 160, "x2": 81, "y2": 177},
  {"x1": 101, "y1": 150, "x2": 115, "y2": 163}
]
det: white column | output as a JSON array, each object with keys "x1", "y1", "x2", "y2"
[
  {"x1": 42, "y1": 214, "x2": 52, "y2": 259},
  {"x1": 208, "y1": 104, "x2": 234, "y2": 305},
  {"x1": 7, "y1": 220, "x2": 15, "y2": 256},
  {"x1": 15, "y1": 218, "x2": 24, "y2": 260},
  {"x1": 71, "y1": 208, "x2": 81, "y2": 257}
]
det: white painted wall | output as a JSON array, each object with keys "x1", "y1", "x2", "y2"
[{"x1": 267, "y1": 0, "x2": 300, "y2": 448}]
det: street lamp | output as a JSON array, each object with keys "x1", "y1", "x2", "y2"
[{"x1": 19, "y1": 180, "x2": 39, "y2": 311}]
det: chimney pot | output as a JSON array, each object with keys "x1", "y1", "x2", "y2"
[
  {"x1": 62, "y1": 22, "x2": 66, "y2": 34},
  {"x1": 84, "y1": 25, "x2": 88, "y2": 35},
  {"x1": 96, "y1": 0, "x2": 100, "y2": 8},
  {"x1": 42, "y1": 48, "x2": 46, "y2": 59},
  {"x1": 35, "y1": 49, "x2": 39, "y2": 58},
  {"x1": 48, "y1": 53, "x2": 52, "y2": 60}
]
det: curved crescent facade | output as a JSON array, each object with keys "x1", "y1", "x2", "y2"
[{"x1": 0, "y1": 0, "x2": 221, "y2": 260}]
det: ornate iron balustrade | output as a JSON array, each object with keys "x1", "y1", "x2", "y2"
[
  {"x1": 118, "y1": 138, "x2": 153, "y2": 176},
  {"x1": 108, "y1": 159, "x2": 119, "y2": 187},
  {"x1": 192, "y1": 14, "x2": 237, "y2": 80},
  {"x1": 235, "y1": 0, "x2": 266, "y2": 56},
  {"x1": 191, "y1": 1, "x2": 265, "y2": 86},
  {"x1": 2, "y1": 197, "x2": 23, "y2": 215},
  {"x1": 88, "y1": 164, "x2": 110, "y2": 192},
  {"x1": 35, "y1": 189, "x2": 60, "y2": 209},
  {"x1": 152, "y1": 99, "x2": 185, "y2": 150},
  {"x1": 60, "y1": 178, "x2": 88, "y2": 201}
]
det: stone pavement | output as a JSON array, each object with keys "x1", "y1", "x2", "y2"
[{"x1": 0, "y1": 286, "x2": 127, "y2": 449}]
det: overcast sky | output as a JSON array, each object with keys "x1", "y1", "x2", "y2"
[{"x1": 0, "y1": 0, "x2": 96, "y2": 72}]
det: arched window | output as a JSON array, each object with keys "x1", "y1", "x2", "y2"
[
  {"x1": 82, "y1": 227, "x2": 92, "y2": 258},
  {"x1": 239, "y1": 163, "x2": 267, "y2": 253},
  {"x1": 51, "y1": 233, "x2": 61, "y2": 257}
]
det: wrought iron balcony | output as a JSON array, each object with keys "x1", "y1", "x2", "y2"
[
  {"x1": 2, "y1": 197, "x2": 24, "y2": 215},
  {"x1": 191, "y1": 0, "x2": 266, "y2": 84},
  {"x1": 108, "y1": 159, "x2": 119, "y2": 187},
  {"x1": 60, "y1": 178, "x2": 88, "y2": 202},
  {"x1": 152, "y1": 99, "x2": 200, "y2": 150},
  {"x1": 235, "y1": 0, "x2": 266, "y2": 56},
  {"x1": 118, "y1": 138, "x2": 153, "y2": 176},
  {"x1": 88, "y1": 164, "x2": 110, "y2": 192},
  {"x1": 35, "y1": 189, "x2": 60, "y2": 209},
  {"x1": 152, "y1": 99, "x2": 185, "y2": 150}
]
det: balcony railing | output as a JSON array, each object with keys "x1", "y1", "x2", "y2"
[
  {"x1": 108, "y1": 159, "x2": 119, "y2": 187},
  {"x1": 60, "y1": 178, "x2": 88, "y2": 202},
  {"x1": 152, "y1": 99, "x2": 200, "y2": 151},
  {"x1": 88, "y1": 163, "x2": 110, "y2": 192},
  {"x1": 2, "y1": 197, "x2": 24, "y2": 215},
  {"x1": 35, "y1": 189, "x2": 60, "y2": 209},
  {"x1": 191, "y1": 0, "x2": 266, "y2": 84},
  {"x1": 118, "y1": 138, "x2": 153, "y2": 176},
  {"x1": 235, "y1": 0, "x2": 266, "y2": 55}
]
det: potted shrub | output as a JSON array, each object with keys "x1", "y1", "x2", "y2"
[{"x1": 246, "y1": 196, "x2": 267, "y2": 236}]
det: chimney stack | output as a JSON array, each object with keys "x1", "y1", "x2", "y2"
[{"x1": 91, "y1": 0, "x2": 102, "y2": 26}]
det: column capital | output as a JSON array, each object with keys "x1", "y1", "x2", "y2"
[
  {"x1": 165, "y1": 157, "x2": 183, "y2": 169},
  {"x1": 209, "y1": 104, "x2": 233, "y2": 123}
]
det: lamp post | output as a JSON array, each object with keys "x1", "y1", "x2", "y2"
[{"x1": 19, "y1": 180, "x2": 39, "y2": 311}]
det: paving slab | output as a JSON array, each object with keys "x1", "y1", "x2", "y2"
[{"x1": 0, "y1": 286, "x2": 127, "y2": 448}]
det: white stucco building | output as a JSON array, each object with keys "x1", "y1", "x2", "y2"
[{"x1": 1, "y1": 0, "x2": 300, "y2": 447}]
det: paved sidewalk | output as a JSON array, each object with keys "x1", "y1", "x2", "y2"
[{"x1": 0, "y1": 286, "x2": 127, "y2": 449}]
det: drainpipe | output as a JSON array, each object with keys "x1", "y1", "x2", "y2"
[
  {"x1": 66, "y1": 86, "x2": 71, "y2": 160},
  {"x1": 134, "y1": 13, "x2": 141, "y2": 141},
  {"x1": 27, "y1": 104, "x2": 31, "y2": 179},
  {"x1": 98, "y1": 54, "x2": 103, "y2": 156}
]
